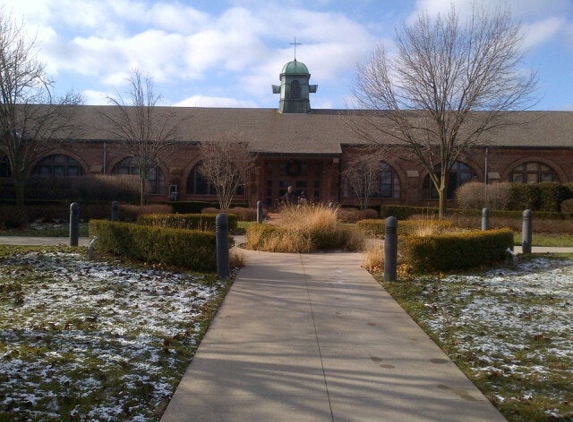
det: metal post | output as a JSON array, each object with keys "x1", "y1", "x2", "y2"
[
  {"x1": 256, "y1": 200, "x2": 263, "y2": 223},
  {"x1": 522, "y1": 209, "x2": 532, "y2": 254},
  {"x1": 69, "y1": 202, "x2": 80, "y2": 247},
  {"x1": 384, "y1": 216, "x2": 398, "y2": 282},
  {"x1": 482, "y1": 207, "x2": 490, "y2": 230},
  {"x1": 216, "y1": 213, "x2": 230, "y2": 279},
  {"x1": 111, "y1": 201, "x2": 119, "y2": 221}
]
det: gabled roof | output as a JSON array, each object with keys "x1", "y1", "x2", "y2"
[{"x1": 39, "y1": 105, "x2": 573, "y2": 153}]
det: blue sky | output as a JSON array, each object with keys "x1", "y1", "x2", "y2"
[{"x1": 4, "y1": 0, "x2": 573, "y2": 110}]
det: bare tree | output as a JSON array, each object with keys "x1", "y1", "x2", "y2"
[
  {"x1": 198, "y1": 133, "x2": 256, "y2": 209},
  {"x1": 102, "y1": 69, "x2": 184, "y2": 205},
  {"x1": 353, "y1": 4, "x2": 537, "y2": 217},
  {"x1": 343, "y1": 147, "x2": 386, "y2": 210},
  {"x1": 0, "y1": 8, "x2": 83, "y2": 205}
]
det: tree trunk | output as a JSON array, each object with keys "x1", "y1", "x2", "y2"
[
  {"x1": 438, "y1": 188, "x2": 447, "y2": 219},
  {"x1": 139, "y1": 177, "x2": 146, "y2": 206},
  {"x1": 14, "y1": 180, "x2": 25, "y2": 207}
]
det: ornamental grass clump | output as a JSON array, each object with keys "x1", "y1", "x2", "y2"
[{"x1": 246, "y1": 204, "x2": 365, "y2": 253}]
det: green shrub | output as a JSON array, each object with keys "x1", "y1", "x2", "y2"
[
  {"x1": 170, "y1": 201, "x2": 247, "y2": 214},
  {"x1": 505, "y1": 182, "x2": 568, "y2": 213},
  {"x1": 537, "y1": 182, "x2": 568, "y2": 212},
  {"x1": 401, "y1": 228, "x2": 514, "y2": 273},
  {"x1": 380, "y1": 205, "x2": 438, "y2": 220},
  {"x1": 25, "y1": 175, "x2": 140, "y2": 202},
  {"x1": 0, "y1": 205, "x2": 29, "y2": 229},
  {"x1": 561, "y1": 198, "x2": 573, "y2": 214},
  {"x1": 356, "y1": 219, "x2": 386, "y2": 237},
  {"x1": 89, "y1": 220, "x2": 223, "y2": 271},
  {"x1": 137, "y1": 213, "x2": 238, "y2": 231},
  {"x1": 119, "y1": 204, "x2": 173, "y2": 221},
  {"x1": 356, "y1": 218, "x2": 454, "y2": 237}
]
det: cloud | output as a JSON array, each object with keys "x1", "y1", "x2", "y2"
[
  {"x1": 522, "y1": 17, "x2": 567, "y2": 50},
  {"x1": 6, "y1": 0, "x2": 567, "y2": 111},
  {"x1": 173, "y1": 95, "x2": 258, "y2": 108},
  {"x1": 413, "y1": 0, "x2": 572, "y2": 20},
  {"x1": 410, "y1": 0, "x2": 571, "y2": 52},
  {"x1": 82, "y1": 89, "x2": 112, "y2": 105}
]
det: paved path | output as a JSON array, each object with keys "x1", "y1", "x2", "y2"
[
  {"x1": 0, "y1": 236, "x2": 90, "y2": 246},
  {"x1": 161, "y1": 246, "x2": 506, "y2": 422},
  {"x1": 4, "y1": 236, "x2": 571, "y2": 421}
]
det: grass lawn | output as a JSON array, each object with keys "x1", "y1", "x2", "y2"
[
  {"x1": 379, "y1": 254, "x2": 573, "y2": 422},
  {"x1": 0, "y1": 245, "x2": 231, "y2": 421},
  {"x1": 515, "y1": 233, "x2": 573, "y2": 247}
]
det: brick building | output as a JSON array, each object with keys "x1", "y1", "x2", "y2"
[{"x1": 2, "y1": 60, "x2": 573, "y2": 208}]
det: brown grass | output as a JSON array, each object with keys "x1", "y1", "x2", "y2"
[
  {"x1": 202, "y1": 206, "x2": 261, "y2": 221},
  {"x1": 246, "y1": 204, "x2": 365, "y2": 253},
  {"x1": 362, "y1": 243, "x2": 385, "y2": 273},
  {"x1": 230, "y1": 248, "x2": 246, "y2": 268}
]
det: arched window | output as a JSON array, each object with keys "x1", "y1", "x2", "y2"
[
  {"x1": 111, "y1": 157, "x2": 165, "y2": 194},
  {"x1": 380, "y1": 162, "x2": 400, "y2": 198},
  {"x1": 423, "y1": 161, "x2": 474, "y2": 199},
  {"x1": 509, "y1": 162, "x2": 557, "y2": 183},
  {"x1": 32, "y1": 154, "x2": 84, "y2": 178},
  {"x1": 186, "y1": 164, "x2": 216, "y2": 195},
  {"x1": 290, "y1": 80, "x2": 301, "y2": 99}
]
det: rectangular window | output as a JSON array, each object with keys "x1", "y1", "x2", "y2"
[{"x1": 527, "y1": 173, "x2": 538, "y2": 184}]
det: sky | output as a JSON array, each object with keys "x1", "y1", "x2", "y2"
[{"x1": 2, "y1": 0, "x2": 573, "y2": 110}]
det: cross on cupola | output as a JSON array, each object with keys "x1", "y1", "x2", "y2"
[
  {"x1": 272, "y1": 38, "x2": 318, "y2": 113},
  {"x1": 290, "y1": 37, "x2": 301, "y2": 61}
]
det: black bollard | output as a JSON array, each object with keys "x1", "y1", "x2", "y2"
[
  {"x1": 69, "y1": 202, "x2": 80, "y2": 247},
  {"x1": 522, "y1": 209, "x2": 532, "y2": 254},
  {"x1": 384, "y1": 216, "x2": 398, "y2": 282},
  {"x1": 111, "y1": 201, "x2": 119, "y2": 221},
  {"x1": 482, "y1": 207, "x2": 490, "y2": 230},
  {"x1": 216, "y1": 213, "x2": 230, "y2": 279},
  {"x1": 256, "y1": 200, "x2": 263, "y2": 224}
]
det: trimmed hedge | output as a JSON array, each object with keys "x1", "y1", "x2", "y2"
[
  {"x1": 89, "y1": 220, "x2": 222, "y2": 271},
  {"x1": 357, "y1": 218, "x2": 454, "y2": 237},
  {"x1": 379, "y1": 205, "x2": 439, "y2": 220},
  {"x1": 137, "y1": 213, "x2": 238, "y2": 231},
  {"x1": 169, "y1": 201, "x2": 249, "y2": 214},
  {"x1": 401, "y1": 228, "x2": 514, "y2": 273},
  {"x1": 380, "y1": 205, "x2": 573, "y2": 221}
]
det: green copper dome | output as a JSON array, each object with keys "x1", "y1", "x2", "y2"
[{"x1": 281, "y1": 60, "x2": 309, "y2": 75}]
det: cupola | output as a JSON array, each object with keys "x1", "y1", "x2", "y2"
[{"x1": 272, "y1": 59, "x2": 318, "y2": 113}]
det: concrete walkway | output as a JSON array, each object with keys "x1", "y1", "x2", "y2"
[
  {"x1": 160, "y1": 246, "x2": 507, "y2": 422},
  {"x1": 3, "y1": 236, "x2": 571, "y2": 421},
  {"x1": 0, "y1": 236, "x2": 90, "y2": 246}
]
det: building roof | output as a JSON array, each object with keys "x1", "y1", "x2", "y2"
[
  {"x1": 281, "y1": 60, "x2": 310, "y2": 76},
  {"x1": 57, "y1": 106, "x2": 573, "y2": 154}
]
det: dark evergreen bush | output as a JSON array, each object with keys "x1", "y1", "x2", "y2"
[
  {"x1": 25, "y1": 175, "x2": 139, "y2": 203},
  {"x1": 0, "y1": 205, "x2": 29, "y2": 228}
]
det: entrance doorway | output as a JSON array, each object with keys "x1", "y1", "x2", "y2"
[{"x1": 265, "y1": 159, "x2": 322, "y2": 207}]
